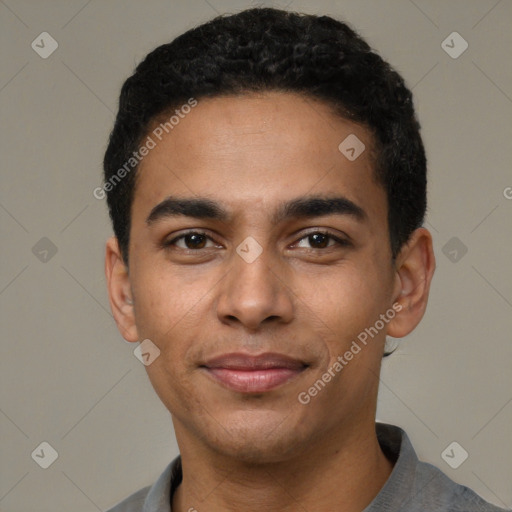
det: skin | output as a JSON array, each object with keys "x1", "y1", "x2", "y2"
[{"x1": 105, "y1": 91, "x2": 435, "y2": 512}]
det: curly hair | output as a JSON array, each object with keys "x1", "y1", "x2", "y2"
[{"x1": 103, "y1": 7, "x2": 427, "y2": 267}]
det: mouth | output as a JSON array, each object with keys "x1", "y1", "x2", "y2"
[{"x1": 200, "y1": 352, "x2": 309, "y2": 393}]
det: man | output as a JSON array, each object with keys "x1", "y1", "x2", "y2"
[{"x1": 102, "y1": 7, "x2": 508, "y2": 512}]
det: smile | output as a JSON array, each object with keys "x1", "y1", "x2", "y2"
[{"x1": 201, "y1": 352, "x2": 309, "y2": 393}]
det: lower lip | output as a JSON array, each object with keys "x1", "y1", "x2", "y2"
[{"x1": 203, "y1": 367, "x2": 305, "y2": 393}]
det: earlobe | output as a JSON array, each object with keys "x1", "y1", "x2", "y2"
[
  {"x1": 387, "y1": 228, "x2": 436, "y2": 339},
  {"x1": 105, "y1": 236, "x2": 139, "y2": 342}
]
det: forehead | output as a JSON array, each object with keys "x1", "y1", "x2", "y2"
[{"x1": 131, "y1": 92, "x2": 385, "y2": 226}]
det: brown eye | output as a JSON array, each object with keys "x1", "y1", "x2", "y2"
[
  {"x1": 164, "y1": 231, "x2": 215, "y2": 250},
  {"x1": 294, "y1": 231, "x2": 349, "y2": 250},
  {"x1": 307, "y1": 233, "x2": 330, "y2": 249}
]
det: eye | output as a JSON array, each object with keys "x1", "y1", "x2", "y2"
[
  {"x1": 293, "y1": 231, "x2": 350, "y2": 250},
  {"x1": 164, "y1": 231, "x2": 218, "y2": 250},
  {"x1": 163, "y1": 229, "x2": 350, "y2": 252}
]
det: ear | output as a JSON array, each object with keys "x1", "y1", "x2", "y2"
[
  {"x1": 105, "y1": 236, "x2": 139, "y2": 343},
  {"x1": 387, "y1": 227, "x2": 436, "y2": 338}
]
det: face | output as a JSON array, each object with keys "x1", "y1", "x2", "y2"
[{"x1": 106, "y1": 92, "x2": 432, "y2": 464}]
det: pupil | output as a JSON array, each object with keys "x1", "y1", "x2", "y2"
[
  {"x1": 187, "y1": 234, "x2": 206, "y2": 249},
  {"x1": 310, "y1": 233, "x2": 328, "y2": 248}
]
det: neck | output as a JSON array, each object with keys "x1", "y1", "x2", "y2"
[{"x1": 171, "y1": 421, "x2": 394, "y2": 512}]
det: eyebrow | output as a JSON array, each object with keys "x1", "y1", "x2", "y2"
[{"x1": 145, "y1": 194, "x2": 367, "y2": 226}]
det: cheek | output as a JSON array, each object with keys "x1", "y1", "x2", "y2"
[
  {"x1": 131, "y1": 263, "x2": 219, "y2": 376},
  {"x1": 306, "y1": 262, "x2": 390, "y2": 357},
  {"x1": 131, "y1": 260, "x2": 202, "y2": 334},
  {"x1": 317, "y1": 261, "x2": 384, "y2": 318}
]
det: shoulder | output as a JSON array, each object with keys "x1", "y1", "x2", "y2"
[
  {"x1": 372, "y1": 424, "x2": 510, "y2": 512},
  {"x1": 104, "y1": 485, "x2": 151, "y2": 512},
  {"x1": 103, "y1": 457, "x2": 179, "y2": 512},
  {"x1": 410, "y1": 457, "x2": 509, "y2": 511}
]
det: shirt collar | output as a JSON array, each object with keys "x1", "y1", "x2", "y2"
[
  {"x1": 142, "y1": 454, "x2": 181, "y2": 512},
  {"x1": 363, "y1": 423, "x2": 418, "y2": 511}
]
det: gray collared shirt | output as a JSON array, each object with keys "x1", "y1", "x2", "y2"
[{"x1": 105, "y1": 423, "x2": 510, "y2": 511}]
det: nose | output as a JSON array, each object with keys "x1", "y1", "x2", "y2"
[{"x1": 215, "y1": 245, "x2": 294, "y2": 331}]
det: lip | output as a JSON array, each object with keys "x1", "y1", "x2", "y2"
[{"x1": 201, "y1": 352, "x2": 308, "y2": 393}]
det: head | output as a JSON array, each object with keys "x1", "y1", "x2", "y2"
[{"x1": 104, "y1": 8, "x2": 435, "y2": 463}]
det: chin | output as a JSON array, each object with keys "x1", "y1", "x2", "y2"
[
  {"x1": 211, "y1": 436, "x2": 301, "y2": 465},
  {"x1": 202, "y1": 410, "x2": 313, "y2": 464}
]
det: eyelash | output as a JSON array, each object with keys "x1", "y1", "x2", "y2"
[{"x1": 162, "y1": 230, "x2": 351, "y2": 252}]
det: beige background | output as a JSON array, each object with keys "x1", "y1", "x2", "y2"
[{"x1": 1, "y1": 1, "x2": 511, "y2": 510}]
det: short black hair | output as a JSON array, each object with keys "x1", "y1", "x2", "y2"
[{"x1": 103, "y1": 7, "x2": 427, "y2": 267}]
